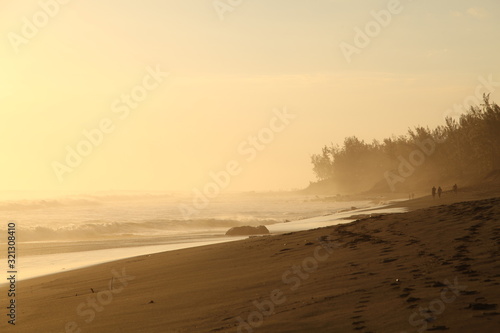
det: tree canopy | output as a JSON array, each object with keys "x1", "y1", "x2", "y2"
[{"x1": 311, "y1": 96, "x2": 500, "y2": 193}]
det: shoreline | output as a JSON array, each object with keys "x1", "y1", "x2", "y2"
[
  {"x1": 2, "y1": 191, "x2": 499, "y2": 332},
  {"x1": 8, "y1": 236, "x2": 245, "y2": 283},
  {"x1": 9, "y1": 201, "x2": 406, "y2": 283}
]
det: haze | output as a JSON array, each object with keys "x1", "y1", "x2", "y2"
[{"x1": 1, "y1": 0, "x2": 499, "y2": 192}]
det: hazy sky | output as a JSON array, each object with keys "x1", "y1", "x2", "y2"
[{"x1": 1, "y1": 0, "x2": 499, "y2": 192}]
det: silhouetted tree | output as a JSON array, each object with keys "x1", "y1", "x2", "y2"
[{"x1": 310, "y1": 96, "x2": 500, "y2": 192}]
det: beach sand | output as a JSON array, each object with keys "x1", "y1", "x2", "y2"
[{"x1": 1, "y1": 190, "x2": 499, "y2": 332}]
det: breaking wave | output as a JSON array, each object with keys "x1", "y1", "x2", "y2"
[
  {"x1": 0, "y1": 198, "x2": 101, "y2": 211},
  {"x1": 0, "y1": 218, "x2": 279, "y2": 242}
]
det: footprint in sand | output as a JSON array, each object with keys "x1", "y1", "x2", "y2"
[
  {"x1": 381, "y1": 257, "x2": 398, "y2": 263},
  {"x1": 406, "y1": 297, "x2": 420, "y2": 303},
  {"x1": 352, "y1": 322, "x2": 367, "y2": 331},
  {"x1": 350, "y1": 293, "x2": 373, "y2": 330},
  {"x1": 406, "y1": 238, "x2": 420, "y2": 246},
  {"x1": 454, "y1": 235, "x2": 472, "y2": 242},
  {"x1": 467, "y1": 303, "x2": 498, "y2": 311},
  {"x1": 454, "y1": 263, "x2": 471, "y2": 272},
  {"x1": 482, "y1": 312, "x2": 500, "y2": 317},
  {"x1": 380, "y1": 246, "x2": 394, "y2": 253},
  {"x1": 426, "y1": 325, "x2": 450, "y2": 331}
]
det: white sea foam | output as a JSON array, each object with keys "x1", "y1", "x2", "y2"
[
  {"x1": 0, "y1": 191, "x2": 399, "y2": 280},
  {"x1": 0, "y1": 191, "x2": 372, "y2": 242}
]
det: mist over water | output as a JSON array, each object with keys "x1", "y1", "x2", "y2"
[
  {"x1": 0, "y1": 191, "x2": 371, "y2": 244},
  {"x1": 0, "y1": 191, "x2": 379, "y2": 280}
]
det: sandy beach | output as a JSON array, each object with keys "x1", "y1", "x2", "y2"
[
  {"x1": 1, "y1": 186, "x2": 499, "y2": 333},
  {"x1": 3, "y1": 1, "x2": 500, "y2": 331}
]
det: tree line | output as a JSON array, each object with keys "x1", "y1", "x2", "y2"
[{"x1": 310, "y1": 96, "x2": 500, "y2": 193}]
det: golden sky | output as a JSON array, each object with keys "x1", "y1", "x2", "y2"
[{"x1": 1, "y1": 0, "x2": 499, "y2": 191}]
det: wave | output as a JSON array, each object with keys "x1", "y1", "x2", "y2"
[
  {"x1": 0, "y1": 191, "x2": 180, "y2": 211},
  {"x1": 0, "y1": 198, "x2": 101, "y2": 211},
  {"x1": 0, "y1": 218, "x2": 279, "y2": 242}
]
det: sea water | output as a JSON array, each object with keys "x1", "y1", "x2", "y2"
[{"x1": 0, "y1": 191, "x2": 404, "y2": 280}]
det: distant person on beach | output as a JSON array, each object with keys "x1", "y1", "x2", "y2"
[
  {"x1": 453, "y1": 184, "x2": 458, "y2": 194},
  {"x1": 432, "y1": 186, "x2": 436, "y2": 199},
  {"x1": 438, "y1": 186, "x2": 443, "y2": 198}
]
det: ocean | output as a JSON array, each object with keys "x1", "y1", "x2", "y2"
[{"x1": 0, "y1": 191, "x2": 403, "y2": 281}]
